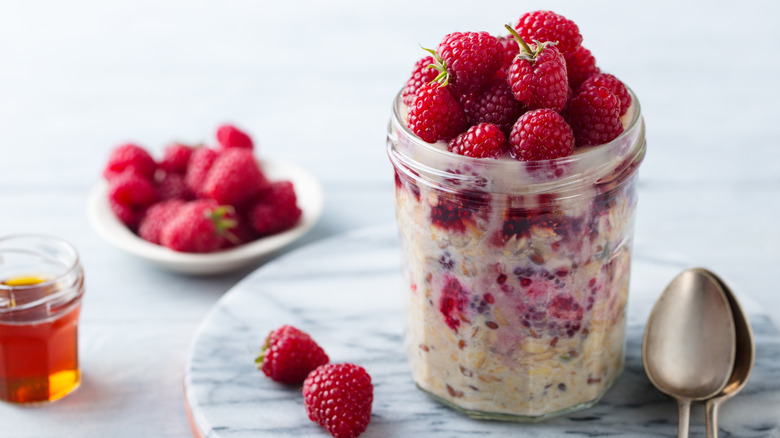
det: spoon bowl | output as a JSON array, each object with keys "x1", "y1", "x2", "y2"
[
  {"x1": 642, "y1": 268, "x2": 737, "y2": 438},
  {"x1": 700, "y1": 269, "x2": 755, "y2": 438}
]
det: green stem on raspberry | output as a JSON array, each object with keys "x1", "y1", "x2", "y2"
[
  {"x1": 207, "y1": 205, "x2": 240, "y2": 245},
  {"x1": 420, "y1": 45, "x2": 450, "y2": 87},
  {"x1": 505, "y1": 24, "x2": 534, "y2": 57},
  {"x1": 504, "y1": 24, "x2": 558, "y2": 63},
  {"x1": 255, "y1": 336, "x2": 271, "y2": 369}
]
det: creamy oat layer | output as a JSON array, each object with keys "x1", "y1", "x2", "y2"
[{"x1": 395, "y1": 172, "x2": 636, "y2": 418}]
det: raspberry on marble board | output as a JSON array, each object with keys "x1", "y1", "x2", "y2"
[
  {"x1": 303, "y1": 363, "x2": 373, "y2": 438},
  {"x1": 255, "y1": 325, "x2": 329, "y2": 385}
]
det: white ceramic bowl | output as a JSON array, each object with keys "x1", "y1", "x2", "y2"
[{"x1": 87, "y1": 158, "x2": 323, "y2": 275}]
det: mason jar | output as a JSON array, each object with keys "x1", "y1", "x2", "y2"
[{"x1": 387, "y1": 89, "x2": 646, "y2": 421}]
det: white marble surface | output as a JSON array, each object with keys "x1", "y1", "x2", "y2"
[
  {"x1": 185, "y1": 225, "x2": 780, "y2": 437},
  {"x1": 1, "y1": 0, "x2": 779, "y2": 436}
]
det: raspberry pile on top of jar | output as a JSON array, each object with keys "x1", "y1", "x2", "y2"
[{"x1": 402, "y1": 10, "x2": 632, "y2": 161}]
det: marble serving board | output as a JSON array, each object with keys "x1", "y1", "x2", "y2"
[{"x1": 183, "y1": 225, "x2": 780, "y2": 437}]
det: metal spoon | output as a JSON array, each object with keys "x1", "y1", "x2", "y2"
[
  {"x1": 699, "y1": 269, "x2": 755, "y2": 438},
  {"x1": 642, "y1": 268, "x2": 737, "y2": 438}
]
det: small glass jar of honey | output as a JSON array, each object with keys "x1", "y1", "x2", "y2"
[{"x1": 0, "y1": 235, "x2": 86, "y2": 403}]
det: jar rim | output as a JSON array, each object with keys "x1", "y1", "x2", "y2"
[{"x1": 0, "y1": 234, "x2": 82, "y2": 292}]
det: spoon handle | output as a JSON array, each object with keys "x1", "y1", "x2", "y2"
[
  {"x1": 705, "y1": 398, "x2": 722, "y2": 438},
  {"x1": 677, "y1": 399, "x2": 691, "y2": 438}
]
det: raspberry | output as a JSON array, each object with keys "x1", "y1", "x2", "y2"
[
  {"x1": 430, "y1": 195, "x2": 467, "y2": 233},
  {"x1": 565, "y1": 45, "x2": 600, "y2": 89},
  {"x1": 578, "y1": 73, "x2": 631, "y2": 116},
  {"x1": 159, "y1": 142, "x2": 194, "y2": 174},
  {"x1": 185, "y1": 147, "x2": 219, "y2": 198},
  {"x1": 401, "y1": 56, "x2": 439, "y2": 106},
  {"x1": 202, "y1": 148, "x2": 269, "y2": 206},
  {"x1": 514, "y1": 10, "x2": 583, "y2": 57},
  {"x1": 506, "y1": 27, "x2": 568, "y2": 112},
  {"x1": 255, "y1": 325, "x2": 329, "y2": 385},
  {"x1": 448, "y1": 123, "x2": 506, "y2": 159},
  {"x1": 138, "y1": 199, "x2": 185, "y2": 245},
  {"x1": 303, "y1": 363, "x2": 373, "y2": 438},
  {"x1": 159, "y1": 199, "x2": 237, "y2": 253},
  {"x1": 434, "y1": 31, "x2": 502, "y2": 94},
  {"x1": 509, "y1": 108, "x2": 574, "y2": 161},
  {"x1": 156, "y1": 172, "x2": 191, "y2": 201},
  {"x1": 216, "y1": 124, "x2": 254, "y2": 150},
  {"x1": 500, "y1": 205, "x2": 538, "y2": 244},
  {"x1": 565, "y1": 86, "x2": 623, "y2": 146},
  {"x1": 246, "y1": 181, "x2": 302, "y2": 236},
  {"x1": 406, "y1": 82, "x2": 466, "y2": 143},
  {"x1": 109, "y1": 200, "x2": 141, "y2": 230},
  {"x1": 430, "y1": 190, "x2": 490, "y2": 233},
  {"x1": 108, "y1": 171, "x2": 160, "y2": 229},
  {"x1": 439, "y1": 276, "x2": 469, "y2": 331},
  {"x1": 103, "y1": 143, "x2": 157, "y2": 181},
  {"x1": 497, "y1": 35, "x2": 520, "y2": 72},
  {"x1": 461, "y1": 76, "x2": 525, "y2": 136}
]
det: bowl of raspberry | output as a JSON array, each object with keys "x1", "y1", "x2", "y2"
[
  {"x1": 87, "y1": 125, "x2": 323, "y2": 275},
  {"x1": 388, "y1": 11, "x2": 646, "y2": 421}
]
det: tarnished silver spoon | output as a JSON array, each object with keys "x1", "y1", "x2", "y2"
[
  {"x1": 642, "y1": 268, "x2": 737, "y2": 438},
  {"x1": 698, "y1": 269, "x2": 755, "y2": 438}
]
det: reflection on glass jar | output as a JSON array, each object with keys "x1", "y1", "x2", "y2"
[
  {"x1": 387, "y1": 90, "x2": 646, "y2": 421},
  {"x1": 0, "y1": 235, "x2": 86, "y2": 403}
]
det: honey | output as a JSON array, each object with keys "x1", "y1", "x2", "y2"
[{"x1": 0, "y1": 275, "x2": 82, "y2": 403}]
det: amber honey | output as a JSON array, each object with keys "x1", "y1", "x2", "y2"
[{"x1": 0, "y1": 275, "x2": 82, "y2": 403}]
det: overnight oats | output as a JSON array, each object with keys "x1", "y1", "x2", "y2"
[{"x1": 387, "y1": 11, "x2": 646, "y2": 421}]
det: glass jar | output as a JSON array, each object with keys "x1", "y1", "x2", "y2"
[
  {"x1": 387, "y1": 90, "x2": 646, "y2": 421},
  {"x1": 0, "y1": 235, "x2": 86, "y2": 403}
]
